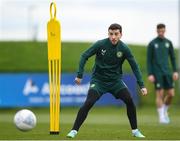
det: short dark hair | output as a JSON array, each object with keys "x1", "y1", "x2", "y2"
[
  {"x1": 157, "y1": 23, "x2": 166, "y2": 29},
  {"x1": 108, "y1": 23, "x2": 122, "y2": 33}
]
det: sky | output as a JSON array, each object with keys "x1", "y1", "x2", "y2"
[{"x1": 0, "y1": 0, "x2": 179, "y2": 47}]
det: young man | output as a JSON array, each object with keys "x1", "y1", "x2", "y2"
[
  {"x1": 147, "y1": 23, "x2": 179, "y2": 124},
  {"x1": 67, "y1": 23, "x2": 147, "y2": 138}
]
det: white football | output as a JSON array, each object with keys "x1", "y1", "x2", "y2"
[{"x1": 14, "y1": 109, "x2": 37, "y2": 131}]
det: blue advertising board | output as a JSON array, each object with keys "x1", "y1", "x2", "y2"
[{"x1": 0, "y1": 73, "x2": 138, "y2": 107}]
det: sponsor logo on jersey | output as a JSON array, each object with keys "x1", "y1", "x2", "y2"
[
  {"x1": 101, "y1": 49, "x2": 106, "y2": 55},
  {"x1": 117, "y1": 51, "x2": 123, "y2": 58},
  {"x1": 156, "y1": 83, "x2": 161, "y2": 88}
]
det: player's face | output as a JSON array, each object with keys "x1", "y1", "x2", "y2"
[
  {"x1": 108, "y1": 29, "x2": 122, "y2": 45},
  {"x1": 157, "y1": 28, "x2": 166, "y2": 38}
]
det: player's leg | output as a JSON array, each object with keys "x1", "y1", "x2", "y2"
[
  {"x1": 117, "y1": 88, "x2": 137, "y2": 129},
  {"x1": 67, "y1": 89, "x2": 100, "y2": 138},
  {"x1": 156, "y1": 89, "x2": 168, "y2": 123},
  {"x1": 163, "y1": 74, "x2": 175, "y2": 109},
  {"x1": 159, "y1": 74, "x2": 174, "y2": 123},
  {"x1": 164, "y1": 88, "x2": 174, "y2": 105},
  {"x1": 154, "y1": 75, "x2": 168, "y2": 123},
  {"x1": 163, "y1": 74, "x2": 174, "y2": 105},
  {"x1": 163, "y1": 88, "x2": 174, "y2": 121},
  {"x1": 156, "y1": 89, "x2": 164, "y2": 108},
  {"x1": 72, "y1": 89, "x2": 100, "y2": 131},
  {"x1": 115, "y1": 88, "x2": 145, "y2": 138}
]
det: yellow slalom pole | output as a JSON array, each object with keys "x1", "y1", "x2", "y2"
[{"x1": 47, "y1": 2, "x2": 61, "y2": 135}]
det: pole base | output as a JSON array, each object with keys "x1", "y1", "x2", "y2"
[{"x1": 50, "y1": 131, "x2": 59, "y2": 135}]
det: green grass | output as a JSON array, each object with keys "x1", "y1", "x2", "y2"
[
  {"x1": 0, "y1": 41, "x2": 169, "y2": 73},
  {"x1": 0, "y1": 41, "x2": 93, "y2": 72},
  {"x1": 0, "y1": 42, "x2": 47, "y2": 72},
  {"x1": 0, "y1": 41, "x2": 178, "y2": 73},
  {"x1": 1, "y1": 106, "x2": 180, "y2": 140}
]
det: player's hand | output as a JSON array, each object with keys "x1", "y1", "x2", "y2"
[
  {"x1": 141, "y1": 88, "x2": 148, "y2": 96},
  {"x1": 173, "y1": 72, "x2": 179, "y2": 81},
  {"x1": 74, "y1": 77, "x2": 82, "y2": 85},
  {"x1": 148, "y1": 75, "x2": 155, "y2": 83}
]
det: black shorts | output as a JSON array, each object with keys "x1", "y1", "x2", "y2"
[
  {"x1": 154, "y1": 74, "x2": 174, "y2": 90},
  {"x1": 89, "y1": 78, "x2": 127, "y2": 99}
]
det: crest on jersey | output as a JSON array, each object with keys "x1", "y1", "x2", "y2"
[
  {"x1": 117, "y1": 51, "x2": 123, "y2": 58},
  {"x1": 156, "y1": 83, "x2": 161, "y2": 88},
  {"x1": 101, "y1": 49, "x2": 106, "y2": 55},
  {"x1": 154, "y1": 43, "x2": 159, "y2": 48},
  {"x1": 165, "y1": 42, "x2": 170, "y2": 48}
]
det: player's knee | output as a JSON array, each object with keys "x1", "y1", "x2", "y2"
[
  {"x1": 168, "y1": 92, "x2": 175, "y2": 98},
  {"x1": 84, "y1": 98, "x2": 96, "y2": 108},
  {"x1": 83, "y1": 89, "x2": 99, "y2": 108},
  {"x1": 156, "y1": 93, "x2": 163, "y2": 99},
  {"x1": 83, "y1": 99, "x2": 96, "y2": 109},
  {"x1": 80, "y1": 101, "x2": 93, "y2": 112},
  {"x1": 124, "y1": 97, "x2": 134, "y2": 106},
  {"x1": 165, "y1": 88, "x2": 174, "y2": 97}
]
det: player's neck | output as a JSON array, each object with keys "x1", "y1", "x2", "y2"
[
  {"x1": 109, "y1": 39, "x2": 120, "y2": 46},
  {"x1": 157, "y1": 36, "x2": 165, "y2": 40}
]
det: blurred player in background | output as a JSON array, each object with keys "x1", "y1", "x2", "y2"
[
  {"x1": 147, "y1": 23, "x2": 179, "y2": 124},
  {"x1": 67, "y1": 23, "x2": 147, "y2": 138}
]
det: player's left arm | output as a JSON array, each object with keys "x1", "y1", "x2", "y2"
[
  {"x1": 169, "y1": 41, "x2": 179, "y2": 81},
  {"x1": 125, "y1": 48, "x2": 147, "y2": 96}
]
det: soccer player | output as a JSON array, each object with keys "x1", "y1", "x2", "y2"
[
  {"x1": 67, "y1": 23, "x2": 147, "y2": 138},
  {"x1": 147, "y1": 23, "x2": 179, "y2": 124}
]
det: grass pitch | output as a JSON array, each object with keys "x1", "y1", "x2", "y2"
[
  {"x1": 1, "y1": 41, "x2": 178, "y2": 73},
  {"x1": 1, "y1": 106, "x2": 180, "y2": 140}
]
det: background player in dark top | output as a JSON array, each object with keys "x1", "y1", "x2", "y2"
[
  {"x1": 67, "y1": 23, "x2": 148, "y2": 138},
  {"x1": 147, "y1": 23, "x2": 179, "y2": 124}
]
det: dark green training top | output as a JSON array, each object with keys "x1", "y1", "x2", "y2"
[
  {"x1": 77, "y1": 38, "x2": 145, "y2": 88},
  {"x1": 147, "y1": 37, "x2": 177, "y2": 75}
]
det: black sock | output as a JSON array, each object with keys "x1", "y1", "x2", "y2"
[
  {"x1": 117, "y1": 88, "x2": 137, "y2": 129},
  {"x1": 72, "y1": 89, "x2": 99, "y2": 131}
]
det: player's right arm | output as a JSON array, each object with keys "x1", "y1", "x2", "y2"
[
  {"x1": 147, "y1": 42, "x2": 155, "y2": 83},
  {"x1": 169, "y1": 41, "x2": 179, "y2": 81},
  {"x1": 75, "y1": 41, "x2": 100, "y2": 85}
]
